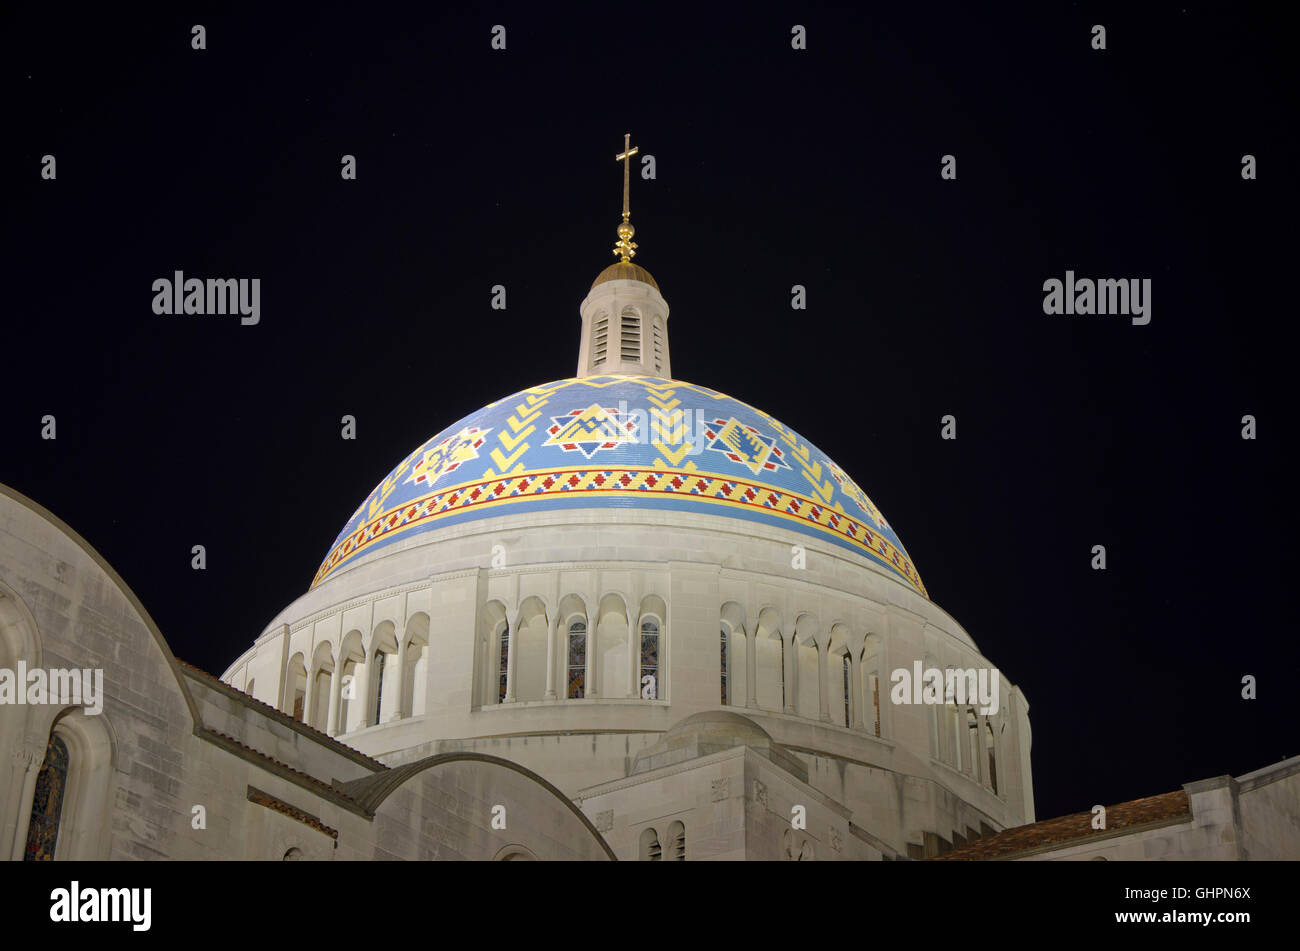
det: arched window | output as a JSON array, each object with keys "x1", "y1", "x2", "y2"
[
  {"x1": 567, "y1": 620, "x2": 586, "y2": 699},
  {"x1": 667, "y1": 820, "x2": 685, "y2": 860},
  {"x1": 283, "y1": 847, "x2": 304, "y2": 861},
  {"x1": 336, "y1": 631, "x2": 365, "y2": 732},
  {"x1": 401, "y1": 614, "x2": 430, "y2": 719},
  {"x1": 639, "y1": 827, "x2": 661, "y2": 861},
  {"x1": 620, "y1": 307, "x2": 642, "y2": 363},
  {"x1": 24, "y1": 734, "x2": 69, "y2": 861},
  {"x1": 22, "y1": 711, "x2": 113, "y2": 861},
  {"x1": 309, "y1": 643, "x2": 334, "y2": 733},
  {"x1": 592, "y1": 313, "x2": 609, "y2": 367},
  {"x1": 639, "y1": 618, "x2": 659, "y2": 699},
  {"x1": 719, "y1": 627, "x2": 729, "y2": 704},
  {"x1": 369, "y1": 621, "x2": 400, "y2": 724},
  {"x1": 286, "y1": 654, "x2": 307, "y2": 721},
  {"x1": 966, "y1": 708, "x2": 981, "y2": 780},
  {"x1": 652, "y1": 316, "x2": 665, "y2": 372}
]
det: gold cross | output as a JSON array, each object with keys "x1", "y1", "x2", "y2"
[{"x1": 615, "y1": 133, "x2": 639, "y2": 222}]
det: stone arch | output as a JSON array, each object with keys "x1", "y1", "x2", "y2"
[
  {"x1": 0, "y1": 583, "x2": 43, "y2": 792},
  {"x1": 666, "y1": 819, "x2": 686, "y2": 860},
  {"x1": 337, "y1": 751, "x2": 616, "y2": 861},
  {"x1": 590, "y1": 309, "x2": 610, "y2": 369},
  {"x1": 0, "y1": 581, "x2": 42, "y2": 671},
  {"x1": 307, "y1": 641, "x2": 335, "y2": 733},
  {"x1": 479, "y1": 600, "x2": 509, "y2": 706},
  {"x1": 513, "y1": 597, "x2": 549, "y2": 702},
  {"x1": 400, "y1": 613, "x2": 430, "y2": 719},
  {"x1": 0, "y1": 484, "x2": 201, "y2": 736},
  {"x1": 494, "y1": 844, "x2": 539, "y2": 861},
  {"x1": 639, "y1": 826, "x2": 661, "y2": 861},
  {"x1": 556, "y1": 593, "x2": 589, "y2": 700},
  {"x1": 637, "y1": 594, "x2": 666, "y2": 700},
  {"x1": 754, "y1": 607, "x2": 784, "y2": 713},
  {"x1": 650, "y1": 314, "x2": 666, "y2": 373},
  {"x1": 619, "y1": 305, "x2": 643, "y2": 363},
  {"x1": 367, "y1": 620, "x2": 399, "y2": 725},
  {"x1": 860, "y1": 633, "x2": 882, "y2": 737},
  {"x1": 21, "y1": 707, "x2": 116, "y2": 861},
  {"x1": 985, "y1": 719, "x2": 998, "y2": 794},
  {"x1": 336, "y1": 629, "x2": 366, "y2": 733},
  {"x1": 828, "y1": 622, "x2": 853, "y2": 727},
  {"x1": 284, "y1": 652, "x2": 307, "y2": 721},
  {"x1": 793, "y1": 613, "x2": 820, "y2": 720},
  {"x1": 720, "y1": 601, "x2": 746, "y2": 708},
  {"x1": 595, "y1": 592, "x2": 629, "y2": 699}
]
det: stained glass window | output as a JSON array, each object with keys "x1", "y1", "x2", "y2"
[
  {"x1": 498, "y1": 623, "x2": 509, "y2": 703},
  {"x1": 567, "y1": 620, "x2": 586, "y2": 699},
  {"x1": 719, "y1": 628, "x2": 728, "y2": 704},
  {"x1": 639, "y1": 618, "x2": 659, "y2": 699},
  {"x1": 24, "y1": 734, "x2": 69, "y2": 862}
]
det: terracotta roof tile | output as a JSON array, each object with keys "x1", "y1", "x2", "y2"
[
  {"x1": 247, "y1": 788, "x2": 339, "y2": 840},
  {"x1": 205, "y1": 728, "x2": 364, "y2": 807},
  {"x1": 932, "y1": 789, "x2": 1191, "y2": 860}
]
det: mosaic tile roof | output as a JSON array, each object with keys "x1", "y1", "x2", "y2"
[{"x1": 314, "y1": 376, "x2": 926, "y2": 596}]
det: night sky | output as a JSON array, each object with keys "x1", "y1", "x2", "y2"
[{"x1": 5, "y1": 4, "x2": 1295, "y2": 824}]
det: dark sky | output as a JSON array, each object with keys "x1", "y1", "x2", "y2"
[{"x1": 4, "y1": 3, "x2": 1295, "y2": 823}]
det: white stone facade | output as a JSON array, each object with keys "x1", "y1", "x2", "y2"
[{"x1": 221, "y1": 499, "x2": 1035, "y2": 859}]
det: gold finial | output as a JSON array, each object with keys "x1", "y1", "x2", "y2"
[{"x1": 613, "y1": 132, "x2": 639, "y2": 263}]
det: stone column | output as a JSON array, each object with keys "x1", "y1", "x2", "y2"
[
  {"x1": 356, "y1": 653, "x2": 374, "y2": 728},
  {"x1": 783, "y1": 634, "x2": 796, "y2": 714},
  {"x1": 504, "y1": 620, "x2": 518, "y2": 703},
  {"x1": 745, "y1": 631, "x2": 757, "y2": 709},
  {"x1": 544, "y1": 619, "x2": 557, "y2": 699},
  {"x1": 304, "y1": 665, "x2": 321, "y2": 729},
  {"x1": 627, "y1": 621, "x2": 638, "y2": 699},
  {"x1": 326, "y1": 666, "x2": 342, "y2": 735},
  {"x1": 8, "y1": 745, "x2": 40, "y2": 861},
  {"x1": 584, "y1": 619, "x2": 597, "y2": 699},
  {"x1": 723, "y1": 627, "x2": 732, "y2": 706},
  {"x1": 849, "y1": 654, "x2": 865, "y2": 731},
  {"x1": 817, "y1": 642, "x2": 830, "y2": 723}
]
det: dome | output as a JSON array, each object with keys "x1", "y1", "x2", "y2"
[
  {"x1": 314, "y1": 375, "x2": 926, "y2": 597},
  {"x1": 591, "y1": 261, "x2": 658, "y2": 291}
]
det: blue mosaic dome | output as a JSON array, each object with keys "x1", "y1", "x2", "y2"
[{"x1": 315, "y1": 375, "x2": 926, "y2": 597}]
